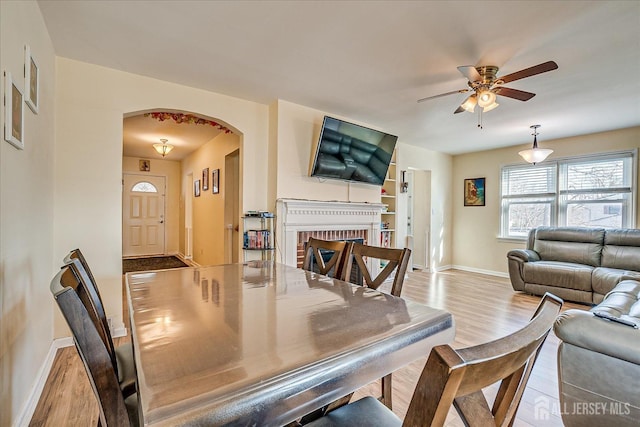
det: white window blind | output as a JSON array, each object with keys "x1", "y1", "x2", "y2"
[{"x1": 500, "y1": 150, "x2": 636, "y2": 238}]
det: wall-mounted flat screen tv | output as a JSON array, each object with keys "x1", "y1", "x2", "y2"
[{"x1": 309, "y1": 116, "x2": 398, "y2": 186}]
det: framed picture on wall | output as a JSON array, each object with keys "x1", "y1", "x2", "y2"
[
  {"x1": 194, "y1": 180, "x2": 201, "y2": 197},
  {"x1": 24, "y1": 45, "x2": 39, "y2": 114},
  {"x1": 202, "y1": 167, "x2": 209, "y2": 191},
  {"x1": 139, "y1": 159, "x2": 150, "y2": 171},
  {"x1": 464, "y1": 177, "x2": 485, "y2": 206},
  {"x1": 4, "y1": 71, "x2": 24, "y2": 150},
  {"x1": 212, "y1": 169, "x2": 220, "y2": 194}
]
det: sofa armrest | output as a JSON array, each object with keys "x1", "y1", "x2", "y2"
[
  {"x1": 554, "y1": 309, "x2": 640, "y2": 365},
  {"x1": 507, "y1": 249, "x2": 540, "y2": 291},
  {"x1": 507, "y1": 249, "x2": 540, "y2": 263}
]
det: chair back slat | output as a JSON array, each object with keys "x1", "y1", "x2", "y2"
[
  {"x1": 343, "y1": 243, "x2": 411, "y2": 297},
  {"x1": 302, "y1": 238, "x2": 351, "y2": 278},
  {"x1": 403, "y1": 293, "x2": 563, "y2": 427},
  {"x1": 62, "y1": 255, "x2": 119, "y2": 378},
  {"x1": 51, "y1": 267, "x2": 132, "y2": 427}
]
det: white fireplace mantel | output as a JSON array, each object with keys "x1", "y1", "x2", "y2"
[{"x1": 275, "y1": 199, "x2": 384, "y2": 267}]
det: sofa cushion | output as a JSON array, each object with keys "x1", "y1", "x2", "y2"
[
  {"x1": 523, "y1": 261, "x2": 593, "y2": 291},
  {"x1": 602, "y1": 228, "x2": 640, "y2": 270},
  {"x1": 592, "y1": 267, "x2": 640, "y2": 297},
  {"x1": 595, "y1": 280, "x2": 640, "y2": 318},
  {"x1": 532, "y1": 227, "x2": 604, "y2": 267}
]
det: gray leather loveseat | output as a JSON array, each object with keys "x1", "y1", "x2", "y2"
[
  {"x1": 554, "y1": 280, "x2": 640, "y2": 427},
  {"x1": 507, "y1": 227, "x2": 640, "y2": 304}
]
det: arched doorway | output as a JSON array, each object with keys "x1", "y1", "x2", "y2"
[{"x1": 121, "y1": 110, "x2": 241, "y2": 264}]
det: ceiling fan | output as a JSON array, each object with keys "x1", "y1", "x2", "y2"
[{"x1": 417, "y1": 61, "x2": 558, "y2": 115}]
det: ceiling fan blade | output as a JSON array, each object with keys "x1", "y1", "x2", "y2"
[
  {"x1": 498, "y1": 61, "x2": 558, "y2": 84},
  {"x1": 457, "y1": 66, "x2": 482, "y2": 82},
  {"x1": 493, "y1": 87, "x2": 536, "y2": 101},
  {"x1": 417, "y1": 89, "x2": 469, "y2": 103},
  {"x1": 454, "y1": 105, "x2": 465, "y2": 114}
]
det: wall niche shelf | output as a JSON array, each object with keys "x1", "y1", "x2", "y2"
[{"x1": 380, "y1": 150, "x2": 397, "y2": 248}]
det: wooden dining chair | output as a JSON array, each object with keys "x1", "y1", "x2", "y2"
[
  {"x1": 302, "y1": 238, "x2": 352, "y2": 279},
  {"x1": 63, "y1": 249, "x2": 136, "y2": 397},
  {"x1": 304, "y1": 293, "x2": 563, "y2": 427},
  {"x1": 342, "y1": 243, "x2": 411, "y2": 298},
  {"x1": 340, "y1": 243, "x2": 411, "y2": 409},
  {"x1": 50, "y1": 265, "x2": 139, "y2": 426}
]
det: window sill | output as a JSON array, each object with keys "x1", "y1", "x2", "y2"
[{"x1": 497, "y1": 236, "x2": 527, "y2": 244}]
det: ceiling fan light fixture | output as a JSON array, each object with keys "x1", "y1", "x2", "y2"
[
  {"x1": 518, "y1": 125, "x2": 553, "y2": 165},
  {"x1": 153, "y1": 138, "x2": 174, "y2": 157},
  {"x1": 477, "y1": 90, "x2": 497, "y2": 108},
  {"x1": 461, "y1": 95, "x2": 477, "y2": 113},
  {"x1": 482, "y1": 101, "x2": 499, "y2": 112}
]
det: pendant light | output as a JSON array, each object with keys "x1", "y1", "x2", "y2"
[
  {"x1": 153, "y1": 138, "x2": 174, "y2": 157},
  {"x1": 518, "y1": 125, "x2": 553, "y2": 165}
]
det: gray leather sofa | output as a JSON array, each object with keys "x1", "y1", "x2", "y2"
[
  {"x1": 507, "y1": 227, "x2": 640, "y2": 304},
  {"x1": 554, "y1": 280, "x2": 640, "y2": 427}
]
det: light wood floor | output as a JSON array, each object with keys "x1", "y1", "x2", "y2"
[{"x1": 29, "y1": 268, "x2": 586, "y2": 426}]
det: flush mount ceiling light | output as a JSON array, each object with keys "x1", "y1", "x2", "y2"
[
  {"x1": 153, "y1": 138, "x2": 174, "y2": 157},
  {"x1": 519, "y1": 125, "x2": 553, "y2": 165}
]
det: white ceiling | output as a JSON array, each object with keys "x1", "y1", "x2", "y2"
[{"x1": 38, "y1": 1, "x2": 640, "y2": 156}]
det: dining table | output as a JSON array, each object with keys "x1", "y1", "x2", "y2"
[{"x1": 125, "y1": 260, "x2": 455, "y2": 426}]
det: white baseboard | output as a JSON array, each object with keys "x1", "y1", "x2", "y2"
[
  {"x1": 14, "y1": 337, "x2": 72, "y2": 427},
  {"x1": 450, "y1": 264, "x2": 509, "y2": 278}
]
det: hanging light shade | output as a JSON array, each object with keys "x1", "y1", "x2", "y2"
[
  {"x1": 518, "y1": 125, "x2": 553, "y2": 165},
  {"x1": 477, "y1": 90, "x2": 497, "y2": 108},
  {"x1": 461, "y1": 94, "x2": 477, "y2": 113},
  {"x1": 482, "y1": 101, "x2": 499, "y2": 112},
  {"x1": 153, "y1": 138, "x2": 174, "y2": 157}
]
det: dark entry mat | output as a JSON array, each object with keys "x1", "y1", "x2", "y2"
[{"x1": 123, "y1": 256, "x2": 188, "y2": 273}]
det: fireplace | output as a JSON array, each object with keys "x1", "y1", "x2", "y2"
[{"x1": 276, "y1": 199, "x2": 384, "y2": 275}]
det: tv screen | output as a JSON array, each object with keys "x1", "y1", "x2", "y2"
[{"x1": 310, "y1": 116, "x2": 398, "y2": 186}]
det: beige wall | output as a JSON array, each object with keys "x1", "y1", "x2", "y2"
[
  {"x1": 122, "y1": 156, "x2": 182, "y2": 255},
  {"x1": 0, "y1": 1, "x2": 56, "y2": 424},
  {"x1": 182, "y1": 133, "x2": 240, "y2": 265},
  {"x1": 452, "y1": 126, "x2": 640, "y2": 275},
  {"x1": 54, "y1": 58, "x2": 269, "y2": 338},
  {"x1": 274, "y1": 100, "x2": 382, "y2": 204}
]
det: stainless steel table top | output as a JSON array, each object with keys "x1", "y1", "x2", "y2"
[{"x1": 126, "y1": 261, "x2": 454, "y2": 426}]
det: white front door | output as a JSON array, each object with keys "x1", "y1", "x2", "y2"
[{"x1": 123, "y1": 174, "x2": 166, "y2": 257}]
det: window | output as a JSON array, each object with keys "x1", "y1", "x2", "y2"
[
  {"x1": 131, "y1": 182, "x2": 158, "y2": 193},
  {"x1": 500, "y1": 150, "x2": 636, "y2": 238}
]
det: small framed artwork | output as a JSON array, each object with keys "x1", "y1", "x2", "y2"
[
  {"x1": 24, "y1": 45, "x2": 39, "y2": 114},
  {"x1": 464, "y1": 177, "x2": 485, "y2": 206},
  {"x1": 194, "y1": 180, "x2": 201, "y2": 197},
  {"x1": 212, "y1": 279, "x2": 220, "y2": 306},
  {"x1": 139, "y1": 159, "x2": 150, "y2": 171},
  {"x1": 212, "y1": 168, "x2": 220, "y2": 194},
  {"x1": 4, "y1": 71, "x2": 24, "y2": 150},
  {"x1": 202, "y1": 167, "x2": 209, "y2": 191}
]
